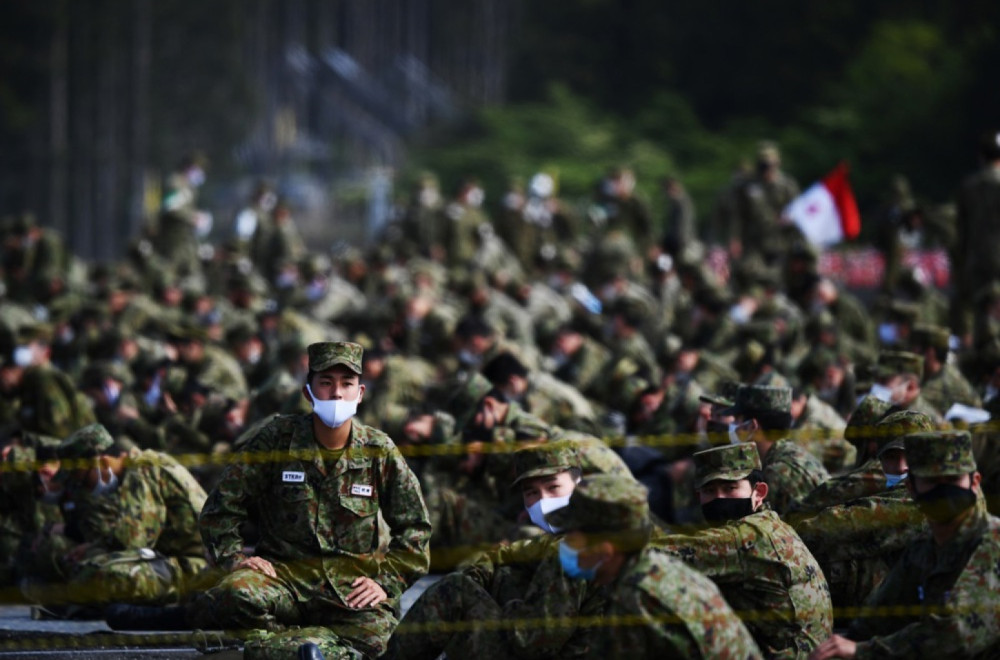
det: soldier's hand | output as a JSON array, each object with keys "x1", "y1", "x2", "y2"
[
  {"x1": 809, "y1": 634, "x2": 856, "y2": 659},
  {"x1": 236, "y1": 556, "x2": 277, "y2": 578},
  {"x1": 116, "y1": 404, "x2": 140, "y2": 421},
  {"x1": 345, "y1": 576, "x2": 387, "y2": 609}
]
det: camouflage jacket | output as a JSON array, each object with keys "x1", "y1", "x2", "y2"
[
  {"x1": 461, "y1": 535, "x2": 607, "y2": 658},
  {"x1": 198, "y1": 414, "x2": 431, "y2": 603},
  {"x1": 850, "y1": 498, "x2": 1000, "y2": 659},
  {"x1": 791, "y1": 487, "x2": 924, "y2": 610},
  {"x1": 922, "y1": 363, "x2": 982, "y2": 413},
  {"x1": 792, "y1": 458, "x2": 888, "y2": 516},
  {"x1": 591, "y1": 546, "x2": 763, "y2": 659},
  {"x1": 762, "y1": 439, "x2": 830, "y2": 515},
  {"x1": 652, "y1": 508, "x2": 832, "y2": 659},
  {"x1": 72, "y1": 450, "x2": 207, "y2": 558}
]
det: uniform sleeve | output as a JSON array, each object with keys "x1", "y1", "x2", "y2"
[
  {"x1": 852, "y1": 534, "x2": 1000, "y2": 658},
  {"x1": 651, "y1": 526, "x2": 746, "y2": 580},
  {"x1": 375, "y1": 444, "x2": 432, "y2": 598},
  {"x1": 505, "y1": 556, "x2": 605, "y2": 659},
  {"x1": 792, "y1": 498, "x2": 925, "y2": 563},
  {"x1": 198, "y1": 438, "x2": 267, "y2": 570}
]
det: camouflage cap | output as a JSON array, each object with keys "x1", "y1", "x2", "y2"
[
  {"x1": 167, "y1": 321, "x2": 210, "y2": 344},
  {"x1": 307, "y1": 341, "x2": 363, "y2": 375},
  {"x1": 875, "y1": 410, "x2": 935, "y2": 456},
  {"x1": 910, "y1": 323, "x2": 951, "y2": 353},
  {"x1": 876, "y1": 350, "x2": 924, "y2": 379},
  {"x1": 57, "y1": 423, "x2": 114, "y2": 461},
  {"x1": 511, "y1": 441, "x2": 580, "y2": 487},
  {"x1": 844, "y1": 394, "x2": 893, "y2": 446},
  {"x1": 719, "y1": 384, "x2": 791, "y2": 417},
  {"x1": 904, "y1": 430, "x2": 976, "y2": 478},
  {"x1": 546, "y1": 475, "x2": 650, "y2": 535},
  {"x1": 699, "y1": 380, "x2": 742, "y2": 409},
  {"x1": 692, "y1": 443, "x2": 762, "y2": 488}
]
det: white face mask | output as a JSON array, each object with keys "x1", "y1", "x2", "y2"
[
  {"x1": 869, "y1": 383, "x2": 894, "y2": 403},
  {"x1": 103, "y1": 381, "x2": 121, "y2": 407},
  {"x1": 92, "y1": 465, "x2": 119, "y2": 497},
  {"x1": 13, "y1": 345, "x2": 35, "y2": 368},
  {"x1": 307, "y1": 384, "x2": 359, "y2": 429},
  {"x1": 728, "y1": 420, "x2": 752, "y2": 445},
  {"x1": 526, "y1": 495, "x2": 572, "y2": 534}
]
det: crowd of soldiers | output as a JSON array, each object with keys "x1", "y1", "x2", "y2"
[{"x1": 1, "y1": 133, "x2": 1000, "y2": 659}]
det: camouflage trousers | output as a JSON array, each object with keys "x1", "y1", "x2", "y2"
[
  {"x1": 21, "y1": 546, "x2": 208, "y2": 608},
  {"x1": 388, "y1": 571, "x2": 514, "y2": 660},
  {"x1": 187, "y1": 567, "x2": 395, "y2": 659}
]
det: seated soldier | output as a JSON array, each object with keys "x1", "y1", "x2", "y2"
[
  {"x1": 22, "y1": 423, "x2": 208, "y2": 616},
  {"x1": 652, "y1": 443, "x2": 833, "y2": 658},
  {"x1": 387, "y1": 442, "x2": 604, "y2": 660},
  {"x1": 811, "y1": 430, "x2": 1000, "y2": 659},
  {"x1": 548, "y1": 475, "x2": 764, "y2": 659}
]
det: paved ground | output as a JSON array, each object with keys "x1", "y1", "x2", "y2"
[{"x1": 0, "y1": 575, "x2": 440, "y2": 659}]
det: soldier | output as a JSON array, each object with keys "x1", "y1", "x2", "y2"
[
  {"x1": 167, "y1": 321, "x2": 249, "y2": 403},
  {"x1": 547, "y1": 474, "x2": 763, "y2": 659},
  {"x1": 481, "y1": 351, "x2": 601, "y2": 435},
  {"x1": 444, "y1": 178, "x2": 491, "y2": 269},
  {"x1": 731, "y1": 141, "x2": 801, "y2": 264},
  {"x1": 386, "y1": 442, "x2": 604, "y2": 660},
  {"x1": 79, "y1": 361, "x2": 165, "y2": 452},
  {"x1": 185, "y1": 342, "x2": 430, "y2": 659},
  {"x1": 789, "y1": 386, "x2": 851, "y2": 475},
  {"x1": 794, "y1": 408, "x2": 932, "y2": 516},
  {"x1": 791, "y1": 411, "x2": 934, "y2": 617},
  {"x1": 653, "y1": 443, "x2": 833, "y2": 658},
  {"x1": 25, "y1": 424, "x2": 208, "y2": 613},
  {"x1": 910, "y1": 323, "x2": 981, "y2": 412},
  {"x1": 547, "y1": 320, "x2": 612, "y2": 402},
  {"x1": 0, "y1": 323, "x2": 95, "y2": 439},
  {"x1": 951, "y1": 130, "x2": 1000, "y2": 347},
  {"x1": 811, "y1": 430, "x2": 1000, "y2": 659},
  {"x1": 873, "y1": 350, "x2": 945, "y2": 425},
  {"x1": 722, "y1": 385, "x2": 829, "y2": 515}
]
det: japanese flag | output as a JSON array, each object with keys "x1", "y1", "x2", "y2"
[{"x1": 784, "y1": 162, "x2": 861, "y2": 247}]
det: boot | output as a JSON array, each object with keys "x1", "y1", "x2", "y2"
[
  {"x1": 298, "y1": 643, "x2": 326, "y2": 660},
  {"x1": 104, "y1": 602, "x2": 189, "y2": 630}
]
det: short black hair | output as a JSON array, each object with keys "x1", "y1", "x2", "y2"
[
  {"x1": 746, "y1": 468, "x2": 767, "y2": 489},
  {"x1": 751, "y1": 410, "x2": 793, "y2": 431}
]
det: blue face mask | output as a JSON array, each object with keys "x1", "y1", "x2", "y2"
[
  {"x1": 885, "y1": 473, "x2": 907, "y2": 489},
  {"x1": 558, "y1": 540, "x2": 600, "y2": 581}
]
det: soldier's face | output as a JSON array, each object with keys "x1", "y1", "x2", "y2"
[
  {"x1": 305, "y1": 366, "x2": 363, "y2": 403},
  {"x1": 521, "y1": 471, "x2": 577, "y2": 509},
  {"x1": 879, "y1": 448, "x2": 907, "y2": 477},
  {"x1": 698, "y1": 478, "x2": 768, "y2": 511}
]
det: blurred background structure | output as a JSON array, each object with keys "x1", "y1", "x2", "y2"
[{"x1": 1, "y1": 0, "x2": 999, "y2": 260}]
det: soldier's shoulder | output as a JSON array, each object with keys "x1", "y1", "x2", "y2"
[
  {"x1": 352, "y1": 421, "x2": 398, "y2": 450},
  {"x1": 238, "y1": 413, "x2": 308, "y2": 451}
]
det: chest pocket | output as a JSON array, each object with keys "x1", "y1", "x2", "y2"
[
  {"x1": 271, "y1": 484, "x2": 315, "y2": 545},
  {"x1": 336, "y1": 491, "x2": 379, "y2": 554}
]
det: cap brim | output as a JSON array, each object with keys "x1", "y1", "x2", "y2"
[
  {"x1": 510, "y1": 465, "x2": 572, "y2": 488},
  {"x1": 877, "y1": 440, "x2": 905, "y2": 457},
  {"x1": 313, "y1": 358, "x2": 362, "y2": 374},
  {"x1": 695, "y1": 468, "x2": 754, "y2": 489}
]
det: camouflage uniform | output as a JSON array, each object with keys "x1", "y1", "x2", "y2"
[
  {"x1": 389, "y1": 443, "x2": 605, "y2": 660},
  {"x1": 548, "y1": 475, "x2": 763, "y2": 660},
  {"x1": 654, "y1": 443, "x2": 832, "y2": 658},
  {"x1": 191, "y1": 342, "x2": 431, "y2": 659},
  {"x1": 848, "y1": 430, "x2": 1000, "y2": 658},
  {"x1": 25, "y1": 424, "x2": 208, "y2": 608},
  {"x1": 725, "y1": 385, "x2": 829, "y2": 514}
]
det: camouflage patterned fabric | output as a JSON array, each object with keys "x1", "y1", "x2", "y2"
[
  {"x1": 390, "y1": 535, "x2": 605, "y2": 659},
  {"x1": 308, "y1": 341, "x2": 363, "y2": 374},
  {"x1": 762, "y1": 439, "x2": 829, "y2": 515},
  {"x1": 849, "y1": 495, "x2": 1000, "y2": 658},
  {"x1": 692, "y1": 442, "x2": 761, "y2": 487},
  {"x1": 653, "y1": 506, "x2": 833, "y2": 659},
  {"x1": 550, "y1": 475, "x2": 764, "y2": 659},
  {"x1": 192, "y1": 414, "x2": 431, "y2": 658},
  {"x1": 904, "y1": 429, "x2": 977, "y2": 477}
]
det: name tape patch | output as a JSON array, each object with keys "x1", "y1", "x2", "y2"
[
  {"x1": 282, "y1": 471, "x2": 306, "y2": 483},
  {"x1": 351, "y1": 484, "x2": 373, "y2": 497}
]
